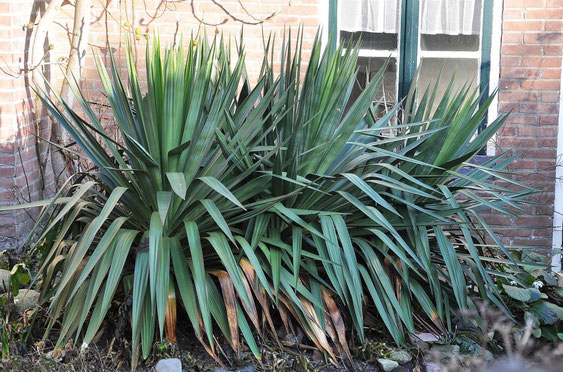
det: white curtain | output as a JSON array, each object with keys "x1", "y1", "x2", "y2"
[
  {"x1": 340, "y1": 0, "x2": 400, "y2": 33},
  {"x1": 420, "y1": 0, "x2": 481, "y2": 35},
  {"x1": 339, "y1": 0, "x2": 482, "y2": 35}
]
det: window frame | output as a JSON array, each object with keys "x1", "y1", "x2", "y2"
[{"x1": 327, "y1": 0, "x2": 500, "y2": 154}]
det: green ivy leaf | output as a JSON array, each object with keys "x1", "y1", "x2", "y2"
[
  {"x1": 529, "y1": 302, "x2": 558, "y2": 325},
  {"x1": 503, "y1": 284, "x2": 541, "y2": 303}
]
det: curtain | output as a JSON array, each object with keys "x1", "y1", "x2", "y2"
[
  {"x1": 339, "y1": 0, "x2": 400, "y2": 33},
  {"x1": 339, "y1": 0, "x2": 482, "y2": 35},
  {"x1": 420, "y1": 0, "x2": 481, "y2": 35}
]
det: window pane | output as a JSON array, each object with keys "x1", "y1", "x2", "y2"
[
  {"x1": 420, "y1": 0, "x2": 482, "y2": 36},
  {"x1": 339, "y1": 0, "x2": 401, "y2": 35},
  {"x1": 340, "y1": 31, "x2": 398, "y2": 51},
  {"x1": 418, "y1": 58, "x2": 479, "y2": 107},
  {"x1": 421, "y1": 34, "x2": 479, "y2": 51},
  {"x1": 349, "y1": 57, "x2": 397, "y2": 115}
]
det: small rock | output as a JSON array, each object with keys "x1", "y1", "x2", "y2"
[
  {"x1": 0, "y1": 269, "x2": 10, "y2": 291},
  {"x1": 415, "y1": 333, "x2": 439, "y2": 342},
  {"x1": 155, "y1": 358, "x2": 182, "y2": 372},
  {"x1": 377, "y1": 358, "x2": 399, "y2": 371},
  {"x1": 413, "y1": 338, "x2": 429, "y2": 351},
  {"x1": 424, "y1": 362, "x2": 443, "y2": 372},
  {"x1": 389, "y1": 350, "x2": 412, "y2": 364},
  {"x1": 13, "y1": 289, "x2": 40, "y2": 314},
  {"x1": 236, "y1": 366, "x2": 255, "y2": 372},
  {"x1": 430, "y1": 344, "x2": 459, "y2": 355},
  {"x1": 429, "y1": 344, "x2": 460, "y2": 365},
  {"x1": 214, "y1": 366, "x2": 255, "y2": 372}
]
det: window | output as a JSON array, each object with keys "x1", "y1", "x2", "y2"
[{"x1": 329, "y1": 0, "x2": 497, "y2": 125}]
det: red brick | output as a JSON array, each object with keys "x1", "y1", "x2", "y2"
[
  {"x1": 545, "y1": 20, "x2": 563, "y2": 31},
  {"x1": 499, "y1": 91, "x2": 538, "y2": 102},
  {"x1": 504, "y1": 9, "x2": 525, "y2": 20},
  {"x1": 501, "y1": 68, "x2": 541, "y2": 79},
  {"x1": 519, "y1": 103, "x2": 559, "y2": 114},
  {"x1": 499, "y1": 102, "x2": 518, "y2": 112},
  {"x1": 540, "y1": 115, "x2": 560, "y2": 125},
  {"x1": 497, "y1": 126, "x2": 517, "y2": 136},
  {"x1": 520, "y1": 80, "x2": 560, "y2": 90},
  {"x1": 499, "y1": 79, "x2": 521, "y2": 90},
  {"x1": 542, "y1": 68, "x2": 562, "y2": 79},
  {"x1": 545, "y1": 45, "x2": 562, "y2": 56},
  {"x1": 503, "y1": 20, "x2": 543, "y2": 32},
  {"x1": 505, "y1": 0, "x2": 545, "y2": 7},
  {"x1": 523, "y1": 148, "x2": 558, "y2": 159},
  {"x1": 498, "y1": 137, "x2": 537, "y2": 148},
  {"x1": 502, "y1": 45, "x2": 542, "y2": 56},
  {"x1": 541, "y1": 91, "x2": 560, "y2": 102},
  {"x1": 519, "y1": 126, "x2": 557, "y2": 137},
  {"x1": 501, "y1": 56, "x2": 522, "y2": 67},
  {"x1": 524, "y1": 32, "x2": 563, "y2": 44},
  {"x1": 539, "y1": 138, "x2": 557, "y2": 147},
  {"x1": 521, "y1": 56, "x2": 561, "y2": 67},
  {"x1": 525, "y1": 9, "x2": 563, "y2": 20},
  {"x1": 506, "y1": 115, "x2": 539, "y2": 125},
  {"x1": 504, "y1": 33, "x2": 524, "y2": 44}
]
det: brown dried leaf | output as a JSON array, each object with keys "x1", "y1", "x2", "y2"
[
  {"x1": 212, "y1": 270, "x2": 240, "y2": 358},
  {"x1": 164, "y1": 288, "x2": 177, "y2": 342},
  {"x1": 322, "y1": 287, "x2": 352, "y2": 362}
]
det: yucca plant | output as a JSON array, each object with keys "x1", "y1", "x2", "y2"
[
  {"x1": 4, "y1": 29, "x2": 538, "y2": 367},
  {"x1": 226, "y1": 31, "x2": 538, "y2": 355},
  {"x1": 19, "y1": 34, "x2": 291, "y2": 364}
]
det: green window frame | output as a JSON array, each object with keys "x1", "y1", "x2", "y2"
[{"x1": 329, "y1": 0, "x2": 495, "y2": 128}]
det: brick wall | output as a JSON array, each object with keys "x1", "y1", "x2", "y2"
[
  {"x1": 488, "y1": 0, "x2": 562, "y2": 250},
  {"x1": 0, "y1": 0, "x2": 53, "y2": 249},
  {"x1": 0, "y1": 0, "x2": 562, "y2": 252},
  {"x1": 0, "y1": 0, "x2": 321, "y2": 250}
]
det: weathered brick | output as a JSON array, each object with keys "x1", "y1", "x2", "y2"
[
  {"x1": 521, "y1": 56, "x2": 561, "y2": 67},
  {"x1": 524, "y1": 32, "x2": 563, "y2": 44},
  {"x1": 505, "y1": 0, "x2": 545, "y2": 8},
  {"x1": 502, "y1": 44, "x2": 542, "y2": 56},
  {"x1": 520, "y1": 79, "x2": 560, "y2": 90},
  {"x1": 545, "y1": 20, "x2": 563, "y2": 31},
  {"x1": 501, "y1": 68, "x2": 541, "y2": 79},
  {"x1": 525, "y1": 9, "x2": 563, "y2": 20},
  {"x1": 519, "y1": 103, "x2": 559, "y2": 114},
  {"x1": 519, "y1": 126, "x2": 557, "y2": 137},
  {"x1": 499, "y1": 91, "x2": 538, "y2": 102},
  {"x1": 542, "y1": 68, "x2": 561, "y2": 79},
  {"x1": 545, "y1": 45, "x2": 562, "y2": 56},
  {"x1": 541, "y1": 91, "x2": 560, "y2": 102}
]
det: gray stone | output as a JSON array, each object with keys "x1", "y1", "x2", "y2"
[
  {"x1": 13, "y1": 289, "x2": 40, "y2": 314},
  {"x1": 430, "y1": 344, "x2": 459, "y2": 355},
  {"x1": 0, "y1": 269, "x2": 10, "y2": 292},
  {"x1": 155, "y1": 358, "x2": 182, "y2": 372},
  {"x1": 214, "y1": 366, "x2": 255, "y2": 372},
  {"x1": 389, "y1": 350, "x2": 412, "y2": 364},
  {"x1": 236, "y1": 366, "x2": 255, "y2": 372},
  {"x1": 416, "y1": 332, "x2": 439, "y2": 342},
  {"x1": 424, "y1": 362, "x2": 443, "y2": 372},
  {"x1": 377, "y1": 358, "x2": 399, "y2": 372}
]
